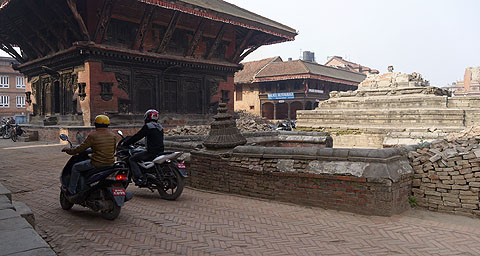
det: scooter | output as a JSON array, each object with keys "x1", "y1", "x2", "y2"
[
  {"x1": 116, "y1": 130, "x2": 187, "y2": 200},
  {"x1": 59, "y1": 134, "x2": 133, "y2": 220}
]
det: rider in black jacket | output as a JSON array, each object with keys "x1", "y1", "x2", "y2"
[{"x1": 122, "y1": 109, "x2": 164, "y2": 185}]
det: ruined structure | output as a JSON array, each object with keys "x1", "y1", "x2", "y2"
[
  {"x1": 297, "y1": 69, "x2": 480, "y2": 148},
  {"x1": 0, "y1": 0, "x2": 296, "y2": 127},
  {"x1": 453, "y1": 66, "x2": 480, "y2": 96}
]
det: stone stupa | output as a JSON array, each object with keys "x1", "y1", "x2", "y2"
[{"x1": 203, "y1": 103, "x2": 247, "y2": 149}]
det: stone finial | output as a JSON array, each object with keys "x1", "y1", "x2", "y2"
[
  {"x1": 388, "y1": 65, "x2": 394, "y2": 73},
  {"x1": 203, "y1": 103, "x2": 246, "y2": 149}
]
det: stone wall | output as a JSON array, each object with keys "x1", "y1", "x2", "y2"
[
  {"x1": 187, "y1": 146, "x2": 415, "y2": 216},
  {"x1": 408, "y1": 138, "x2": 480, "y2": 217}
]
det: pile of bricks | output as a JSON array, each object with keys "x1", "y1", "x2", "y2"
[
  {"x1": 408, "y1": 137, "x2": 480, "y2": 217},
  {"x1": 165, "y1": 111, "x2": 273, "y2": 136}
]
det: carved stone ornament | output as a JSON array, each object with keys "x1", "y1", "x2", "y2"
[{"x1": 99, "y1": 82, "x2": 113, "y2": 101}]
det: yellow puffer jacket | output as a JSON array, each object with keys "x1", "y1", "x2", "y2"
[{"x1": 65, "y1": 128, "x2": 117, "y2": 167}]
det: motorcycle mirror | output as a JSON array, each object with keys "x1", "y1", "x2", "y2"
[
  {"x1": 117, "y1": 130, "x2": 123, "y2": 136},
  {"x1": 59, "y1": 134, "x2": 69, "y2": 141}
]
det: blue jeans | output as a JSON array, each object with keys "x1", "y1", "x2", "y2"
[{"x1": 68, "y1": 159, "x2": 94, "y2": 194}]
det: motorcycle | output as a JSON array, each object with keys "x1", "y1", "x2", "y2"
[
  {"x1": 10, "y1": 124, "x2": 25, "y2": 142},
  {"x1": 1, "y1": 122, "x2": 11, "y2": 139},
  {"x1": 116, "y1": 130, "x2": 187, "y2": 200},
  {"x1": 59, "y1": 134, "x2": 133, "y2": 220}
]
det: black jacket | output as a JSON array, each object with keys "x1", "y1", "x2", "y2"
[{"x1": 123, "y1": 122, "x2": 164, "y2": 153}]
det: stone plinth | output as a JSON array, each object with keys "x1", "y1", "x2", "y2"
[{"x1": 297, "y1": 71, "x2": 480, "y2": 147}]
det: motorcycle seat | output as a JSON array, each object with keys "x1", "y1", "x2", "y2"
[
  {"x1": 152, "y1": 152, "x2": 183, "y2": 165},
  {"x1": 84, "y1": 166, "x2": 114, "y2": 177}
]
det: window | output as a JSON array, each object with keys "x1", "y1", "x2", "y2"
[
  {"x1": 16, "y1": 76, "x2": 25, "y2": 89},
  {"x1": 249, "y1": 105, "x2": 254, "y2": 110},
  {"x1": 0, "y1": 95, "x2": 9, "y2": 108},
  {"x1": 16, "y1": 96, "x2": 25, "y2": 108},
  {"x1": 236, "y1": 85, "x2": 242, "y2": 101},
  {"x1": 0, "y1": 76, "x2": 9, "y2": 88}
]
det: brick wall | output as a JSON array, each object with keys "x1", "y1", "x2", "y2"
[{"x1": 186, "y1": 146, "x2": 414, "y2": 216}]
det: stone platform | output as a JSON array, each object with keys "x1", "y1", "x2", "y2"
[{"x1": 297, "y1": 71, "x2": 480, "y2": 148}]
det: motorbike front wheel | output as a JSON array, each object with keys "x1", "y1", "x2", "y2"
[
  {"x1": 157, "y1": 166, "x2": 184, "y2": 200},
  {"x1": 60, "y1": 191, "x2": 74, "y2": 210},
  {"x1": 10, "y1": 130, "x2": 17, "y2": 142},
  {"x1": 101, "y1": 202, "x2": 121, "y2": 220}
]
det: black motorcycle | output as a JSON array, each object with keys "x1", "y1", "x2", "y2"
[
  {"x1": 116, "y1": 131, "x2": 187, "y2": 200},
  {"x1": 10, "y1": 124, "x2": 24, "y2": 142},
  {"x1": 59, "y1": 134, "x2": 133, "y2": 220}
]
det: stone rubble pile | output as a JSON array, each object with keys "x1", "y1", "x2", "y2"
[
  {"x1": 408, "y1": 136, "x2": 480, "y2": 217},
  {"x1": 447, "y1": 124, "x2": 480, "y2": 140},
  {"x1": 164, "y1": 111, "x2": 273, "y2": 136}
]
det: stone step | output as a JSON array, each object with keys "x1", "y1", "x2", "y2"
[
  {"x1": 13, "y1": 201, "x2": 35, "y2": 228},
  {"x1": 0, "y1": 182, "x2": 11, "y2": 202}
]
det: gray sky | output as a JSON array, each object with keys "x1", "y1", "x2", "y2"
[
  {"x1": 227, "y1": 0, "x2": 480, "y2": 87},
  {"x1": 1, "y1": 1, "x2": 478, "y2": 86}
]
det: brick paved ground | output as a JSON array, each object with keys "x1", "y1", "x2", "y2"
[{"x1": 1, "y1": 139, "x2": 480, "y2": 256}]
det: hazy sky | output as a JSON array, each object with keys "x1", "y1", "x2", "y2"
[
  {"x1": 226, "y1": 0, "x2": 480, "y2": 86},
  {"x1": 1, "y1": 1, "x2": 478, "y2": 86}
]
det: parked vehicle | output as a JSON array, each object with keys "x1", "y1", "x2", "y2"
[
  {"x1": 116, "y1": 130, "x2": 187, "y2": 200},
  {"x1": 1, "y1": 121, "x2": 12, "y2": 139},
  {"x1": 273, "y1": 120, "x2": 297, "y2": 131},
  {"x1": 10, "y1": 124, "x2": 25, "y2": 142},
  {"x1": 59, "y1": 134, "x2": 132, "y2": 220}
]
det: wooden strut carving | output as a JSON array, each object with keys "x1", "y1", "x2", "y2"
[
  {"x1": 156, "y1": 11, "x2": 181, "y2": 53},
  {"x1": 115, "y1": 73, "x2": 130, "y2": 95},
  {"x1": 236, "y1": 36, "x2": 271, "y2": 63},
  {"x1": 21, "y1": 10, "x2": 57, "y2": 54},
  {"x1": 49, "y1": 2, "x2": 84, "y2": 42},
  {"x1": 0, "y1": 40, "x2": 24, "y2": 63},
  {"x1": 26, "y1": 1, "x2": 69, "y2": 49},
  {"x1": 66, "y1": 0, "x2": 91, "y2": 41},
  {"x1": 4, "y1": 15, "x2": 43, "y2": 58},
  {"x1": 94, "y1": 0, "x2": 116, "y2": 44},
  {"x1": 185, "y1": 20, "x2": 205, "y2": 57},
  {"x1": 206, "y1": 23, "x2": 228, "y2": 60},
  {"x1": 132, "y1": 5, "x2": 155, "y2": 50},
  {"x1": 231, "y1": 30, "x2": 253, "y2": 62}
]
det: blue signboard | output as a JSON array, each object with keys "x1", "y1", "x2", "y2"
[{"x1": 267, "y1": 92, "x2": 294, "y2": 100}]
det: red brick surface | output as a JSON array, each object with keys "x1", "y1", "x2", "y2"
[
  {"x1": 188, "y1": 153, "x2": 411, "y2": 216},
  {"x1": 2, "y1": 140, "x2": 480, "y2": 255}
]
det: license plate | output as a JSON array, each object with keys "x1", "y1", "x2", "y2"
[
  {"x1": 112, "y1": 188, "x2": 126, "y2": 196},
  {"x1": 176, "y1": 163, "x2": 186, "y2": 169}
]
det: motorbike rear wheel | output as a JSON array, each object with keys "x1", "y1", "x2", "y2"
[
  {"x1": 101, "y1": 202, "x2": 121, "y2": 220},
  {"x1": 60, "y1": 191, "x2": 74, "y2": 210},
  {"x1": 2, "y1": 129, "x2": 10, "y2": 139},
  {"x1": 157, "y1": 165, "x2": 184, "y2": 200}
]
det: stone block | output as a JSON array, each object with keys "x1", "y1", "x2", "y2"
[
  {"x1": 462, "y1": 203, "x2": 478, "y2": 209},
  {"x1": 459, "y1": 168, "x2": 472, "y2": 175},
  {"x1": 454, "y1": 179, "x2": 467, "y2": 185},
  {"x1": 0, "y1": 183, "x2": 11, "y2": 201},
  {"x1": 444, "y1": 201, "x2": 461, "y2": 207},
  {"x1": 0, "y1": 195, "x2": 14, "y2": 211},
  {"x1": 12, "y1": 201, "x2": 35, "y2": 227},
  {"x1": 0, "y1": 229, "x2": 54, "y2": 256},
  {"x1": 452, "y1": 175, "x2": 465, "y2": 180},
  {"x1": 452, "y1": 185, "x2": 469, "y2": 190},
  {"x1": 470, "y1": 182, "x2": 480, "y2": 188}
]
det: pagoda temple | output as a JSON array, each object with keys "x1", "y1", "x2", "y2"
[{"x1": 0, "y1": 0, "x2": 296, "y2": 126}]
